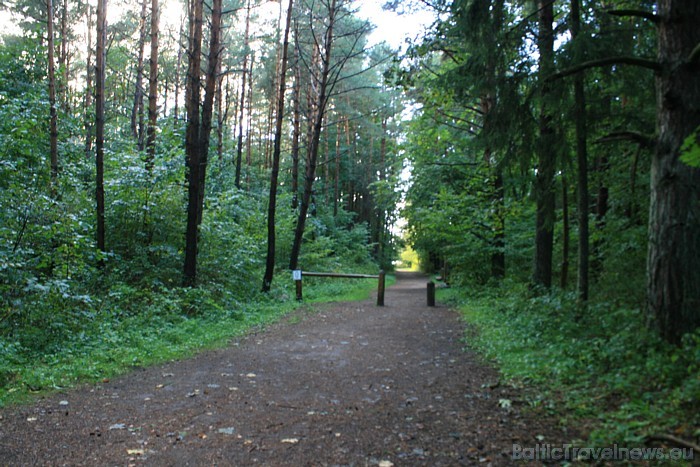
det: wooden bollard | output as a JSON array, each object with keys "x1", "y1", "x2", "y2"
[
  {"x1": 377, "y1": 270, "x2": 385, "y2": 307},
  {"x1": 293, "y1": 270, "x2": 303, "y2": 301},
  {"x1": 427, "y1": 281, "x2": 435, "y2": 307}
]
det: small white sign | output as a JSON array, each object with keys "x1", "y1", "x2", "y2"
[{"x1": 292, "y1": 270, "x2": 302, "y2": 281}]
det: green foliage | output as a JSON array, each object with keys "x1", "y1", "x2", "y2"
[
  {"x1": 680, "y1": 126, "x2": 700, "y2": 168},
  {"x1": 445, "y1": 283, "x2": 700, "y2": 446}
]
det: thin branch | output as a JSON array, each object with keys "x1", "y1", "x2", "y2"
[
  {"x1": 596, "y1": 131, "x2": 655, "y2": 149},
  {"x1": 689, "y1": 42, "x2": 700, "y2": 63},
  {"x1": 606, "y1": 9, "x2": 659, "y2": 24},
  {"x1": 548, "y1": 56, "x2": 662, "y2": 82},
  {"x1": 429, "y1": 161, "x2": 478, "y2": 167}
]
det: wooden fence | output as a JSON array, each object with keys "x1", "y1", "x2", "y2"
[{"x1": 292, "y1": 270, "x2": 385, "y2": 306}]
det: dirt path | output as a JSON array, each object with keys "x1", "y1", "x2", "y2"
[{"x1": 0, "y1": 272, "x2": 575, "y2": 466}]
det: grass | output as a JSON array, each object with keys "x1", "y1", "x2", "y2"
[
  {"x1": 0, "y1": 274, "x2": 388, "y2": 407},
  {"x1": 438, "y1": 281, "x2": 700, "y2": 452}
]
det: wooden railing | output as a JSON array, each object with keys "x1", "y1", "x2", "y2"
[{"x1": 292, "y1": 270, "x2": 385, "y2": 306}]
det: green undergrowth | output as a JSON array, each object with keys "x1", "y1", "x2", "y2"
[
  {"x1": 439, "y1": 282, "x2": 700, "y2": 449},
  {"x1": 0, "y1": 274, "x2": 384, "y2": 407}
]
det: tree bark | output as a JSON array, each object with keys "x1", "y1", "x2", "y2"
[
  {"x1": 262, "y1": 0, "x2": 294, "y2": 292},
  {"x1": 571, "y1": 0, "x2": 589, "y2": 301},
  {"x1": 289, "y1": 0, "x2": 338, "y2": 271},
  {"x1": 533, "y1": 0, "x2": 556, "y2": 290},
  {"x1": 647, "y1": 0, "x2": 700, "y2": 344},
  {"x1": 47, "y1": 0, "x2": 59, "y2": 195},
  {"x1": 183, "y1": 0, "x2": 204, "y2": 286},
  {"x1": 560, "y1": 175, "x2": 570, "y2": 288},
  {"x1": 145, "y1": 0, "x2": 159, "y2": 173},
  {"x1": 95, "y1": 0, "x2": 107, "y2": 254},
  {"x1": 290, "y1": 37, "x2": 301, "y2": 209},
  {"x1": 84, "y1": 5, "x2": 93, "y2": 160},
  {"x1": 234, "y1": 0, "x2": 251, "y2": 190},
  {"x1": 132, "y1": 0, "x2": 148, "y2": 150}
]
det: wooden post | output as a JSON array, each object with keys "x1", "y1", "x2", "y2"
[
  {"x1": 427, "y1": 281, "x2": 435, "y2": 307},
  {"x1": 377, "y1": 270, "x2": 385, "y2": 307},
  {"x1": 293, "y1": 270, "x2": 302, "y2": 301}
]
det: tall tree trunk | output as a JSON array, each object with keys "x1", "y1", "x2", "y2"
[
  {"x1": 174, "y1": 15, "x2": 184, "y2": 122},
  {"x1": 95, "y1": 0, "x2": 107, "y2": 254},
  {"x1": 262, "y1": 0, "x2": 294, "y2": 292},
  {"x1": 196, "y1": 0, "x2": 222, "y2": 222},
  {"x1": 571, "y1": 0, "x2": 589, "y2": 300},
  {"x1": 183, "y1": 0, "x2": 204, "y2": 286},
  {"x1": 533, "y1": 0, "x2": 556, "y2": 290},
  {"x1": 132, "y1": 0, "x2": 148, "y2": 150},
  {"x1": 145, "y1": 0, "x2": 159, "y2": 173},
  {"x1": 59, "y1": 0, "x2": 69, "y2": 111},
  {"x1": 333, "y1": 117, "x2": 341, "y2": 216},
  {"x1": 290, "y1": 37, "x2": 301, "y2": 209},
  {"x1": 215, "y1": 44, "x2": 225, "y2": 165},
  {"x1": 234, "y1": 0, "x2": 251, "y2": 190},
  {"x1": 560, "y1": 175, "x2": 570, "y2": 288},
  {"x1": 47, "y1": 0, "x2": 59, "y2": 195},
  {"x1": 647, "y1": 0, "x2": 700, "y2": 344},
  {"x1": 289, "y1": 0, "x2": 337, "y2": 271},
  {"x1": 84, "y1": 5, "x2": 93, "y2": 160}
]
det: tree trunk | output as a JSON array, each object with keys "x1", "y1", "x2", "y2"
[
  {"x1": 183, "y1": 0, "x2": 204, "y2": 286},
  {"x1": 174, "y1": 15, "x2": 184, "y2": 122},
  {"x1": 95, "y1": 0, "x2": 107, "y2": 254},
  {"x1": 145, "y1": 0, "x2": 159, "y2": 173},
  {"x1": 132, "y1": 0, "x2": 148, "y2": 150},
  {"x1": 84, "y1": 5, "x2": 93, "y2": 160},
  {"x1": 47, "y1": 0, "x2": 59, "y2": 195},
  {"x1": 560, "y1": 175, "x2": 570, "y2": 288},
  {"x1": 333, "y1": 117, "x2": 341, "y2": 216},
  {"x1": 290, "y1": 38, "x2": 301, "y2": 209},
  {"x1": 533, "y1": 0, "x2": 556, "y2": 290},
  {"x1": 262, "y1": 0, "x2": 294, "y2": 292},
  {"x1": 234, "y1": 0, "x2": 251, "y2": 190},
  {"x1": 571, "y1": 0, "x2": 589, "y2": 301},
  {"x1": 196, "y1": 0, "x2": 222, "y2": 224},
  {"x1": 289, "y1": 0, "x2": 337, "y2": 271},
  {"x1": 647, "y1": 0, "x2": 700, "y2": 344}
]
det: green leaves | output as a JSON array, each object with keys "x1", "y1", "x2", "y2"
[
  {"x1": 680, "y1": 125, "x2": 700, "y2": 167},
  {"x1": 452, "y1": 283, "x2": 700, "y2": 447}
]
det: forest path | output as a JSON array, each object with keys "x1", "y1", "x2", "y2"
[{"x1": 0, "y1": 272, "x2": 575, "y2": 466}]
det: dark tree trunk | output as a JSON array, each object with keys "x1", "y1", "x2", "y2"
[
  {"x1": 145, "y1": 0, "x2": 159, "y2": 173},
  {"x1": 262, "y1": 0, "x2": 294, "y2": 293},
  {"x1": 569, "y1": 0, "x2": 589, "y2": 300},
  {"x1": 289, "y1": 0, "x2": 337, "y2": 271},
  {"x1": 290, "y1": 38, "x2": 301, "y2": 209},
  {"x1": 59, "y1": 0, "x2": 69, "y2": 111},
  {"x1": 234, "y1": 0, "x2": 251, "y2": 190},
  {"x1": 647, "y1": 0, "x2": 700, "y2": 344},
  {"x1": 132, "y1": 0, "x2": 148, "y2": 150},
  {"x1": 533, "y1": 0, "x2": 556, "y2": 290},
  {"x1": 491, "y1": 169, "x2": 506, "y2": 279},
  {"x1": 174, "y1": 16, "x2": 184, "y2": 122},
  {"x1": 183, "y1": 0, "x2": 204, "y2": 287},
  {"x1": 47, "y1": 0, "x2": 59, "y2": 195},
  {"x1": 95, "y1": 0, "x2": 107, "y2": 254},
  {"x1": 333, "y1": 118, "x2": 341, "y2": 216},
  {"x1": 560, "y1": 175, "x2": 570, "y2": 288},
  {"x1": 196, "y1": 0, "x2": 222, "y2": 222},
  {"x1": 84, "y1": 5, "x2": 93, "y2": 160}
]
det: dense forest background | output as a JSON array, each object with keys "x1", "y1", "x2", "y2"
[{"x1": 1, "y1": 0, "x2": 698, "y2": 450}]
